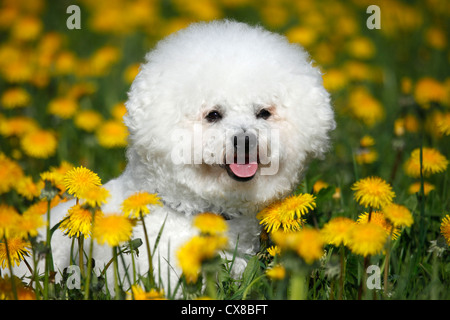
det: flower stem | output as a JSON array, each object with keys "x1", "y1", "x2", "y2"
[
  {"x1": 418, "y1": 143, "x2": 427, "y2": 252},
  {"x1": 78, "y1": 236, "x2": 85, "y2": 278},
  {"x1": 383, "y1": 225, "x2": 394, "y2": 296},
  {"x1": 289, "y1": 271, "x2": 306, "y2": 300},
  {"x1": 140, "y1": 212, "x2": 154, "y2": 288},
  {"x1": 358, "y1": 255, "x2": 370, "y2": 300},
  {"x1": 113, "y1": 246, "x2": 120, "y2": 300},
  {"x1": 31, "y1": 245, "x2": 42, "y2": 300},
  {"x1": 339, "y1": 244, "x2": 345, "y2": 300},
  {"x1": 129, "y1": 239, "x2": 137, "y2": 285},
  {"x1": 84, "y1": 211, "x2": 97, "y2": 300},
  {"x1": 205, "y1": 272, "x2": 217, "y2": 299}
]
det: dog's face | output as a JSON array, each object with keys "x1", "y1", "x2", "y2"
[{"x1": 124, "y1": 21, "x2": 335, "y2": 216}]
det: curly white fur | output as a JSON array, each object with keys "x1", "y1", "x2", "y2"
[{"x1": 8, "y1": 20, "x2": 335, "y2": 297}]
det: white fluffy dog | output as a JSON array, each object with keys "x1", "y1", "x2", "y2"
[{"x1": 12, "y1": 20, "x2": 335, "y2": 296}]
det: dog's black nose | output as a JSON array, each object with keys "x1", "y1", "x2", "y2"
[{"x1": 233, "y1": 131, "x2": 257, "y2": 152}]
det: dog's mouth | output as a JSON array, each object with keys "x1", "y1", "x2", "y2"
[{"x1": 223, "y1": 155, "x2": 259, "y2": 182}]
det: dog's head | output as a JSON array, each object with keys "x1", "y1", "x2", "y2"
[{"x1": 124, "y1": 20, "x2": 335, "y2": 217}]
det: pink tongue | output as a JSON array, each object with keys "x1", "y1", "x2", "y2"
[{"x1": 229, "y1": 162, "x2": 258, "y2": 178}]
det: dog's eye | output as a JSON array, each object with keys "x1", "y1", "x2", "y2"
[
  {"x1": 256, "y1": 108, "x2": 271, "y2": 120},
  {"x1": 205, "y1": 110, "x2": 222, "y2": 123}
]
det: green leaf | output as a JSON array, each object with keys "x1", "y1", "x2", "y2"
[{"x1": 230, "y1": 255, "x2": 261, "y2": 299}]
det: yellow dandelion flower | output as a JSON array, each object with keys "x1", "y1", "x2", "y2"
[
  {"x1": 270, "y1": 229, "x2": 302, "y2": 251},
  {"x1": 74, "y1": 110, "x2": 103, "y2": 132},
  {"x1": 40, "y1": 171, "x2": 64, "y2": 192},
  {"x1": 128, "y1": 285, "x2": 165, "y2": 300},
  {"x1": 1, "y1": 59, "x2": 33, "y2": 83},
  {"x1": 401, "y1": 77, "x2": 412, "y2": 95},
  {"x1": 359, "y1": 135, "x2": 375, "y2": 148},
  {"x1": 23, "y1": 201, "x2": 48, "y2": 216},
  {"x1": 11, "y1": 16, "x2": 42, "y2": 41},
  {"x1": 322, "y1": 69, "x2": 348, "y2": 92},
  {"x1": 280, "y1": 193, "x2": 316, "y2": 217},
  {"x1": 383, "y1": 203, "x2": 413, "y2": 228},
  {"x1": 404, "y1": 148, "x2": 448, "y2": 178},
  {"x1": 408, "y1": 181, "x2": 435, "y2": 196},
  {"x1": 111, "y1": 102, "x2": 127, "y2": 121},
  {"x1": 271, "y1": 228, "x2": 324, "y2": 264},
  {"x1": 321, "y1": 217, "x2": 355, "y2": 246},
  {"x1": 16, "y1": 286, "x2": 36, "y2": 300},
  {"x1": 0, "y1": 204, "x2": 20, "y2": 239},
  {"x1": 425, "y1": 27, "x2": 446, "y2": 50},
  {"x1": 78, "y1": 186, "x2": 110, "y2": 208},
  {"x1": 177, "y1": 237, "x2": 203, "y2": 283},
  {"x1": 48, "y1": 97, "x2": 78, "y2": 119},
  {"x1": 347, "y1": 223, "x2": 387, "y2": 257},
  {"x1": 348, "y1": 87, "x2": 384, "y2": 126},
  {"x1": 174, "y1": 0, "x2": 222, "y2": 21},
  {"x1": 92, "y1": 214, "x2": 133, "y2": 247},
  {"x1": 52, "y1": 161, "x2": 75, "y2": 176},
  {"x1": 20, "y1": 129, "x2": 57, "y2": 159},
  {"x1": 266, "y1": 265, "x2": 286, "y2": 280},
  {"x1": 0, "y1": 275, "x2": 36, "y2": 300},
  {"x1": 0, "y1": 6, "x2": 18, "y2": 28},
  {"x1": 41, "y1": 161, "x2": 74, "y2": 192},
  {"x1": 0, "y1": 116, "x2": 38, "y2": 137},
  {"x1": 394, "y1": 114, "x2": 420, "y2": 137},
  {"x1": 0, "y1": 153, "x2": 24, "y2": 194},
  {"x1": 440, "y1": 215, "x2": 450, "y2": 245},
  {"x1": 343, "y1": 61, "x2": 374, "y2": 82},
  {"x1": 267, "y1": 245, "x2": 281, "y2": 257},
  {"x1": 96, "y1": 120, "x2": 128, "y2": 148},
  {"x1": 347, "y1": 36, "x2": 375, "y2": 60},
  {"x1": 89, "y1": 46, "x2": 121, "y2": 76},
  {"x1": 257, "y1": 194, "x2": 315, "y2": 233},
  {"x1": 404, "y1": 114, "x2": 420, "y2": 132},
  {"x1": 294, "y1": 227, "x2": 325, "y2": 264},
  {"x1": 357, "y1": 211, "x2": 400, "y2": 240},
  {"x1": 59, "y1": 205, "x2": 99, "y2": 239},
  {"x1": 193, "y1": 212, "x2": 228, "y2": 235},
  {"x1": 15, "y1": 176, "x2": 44, "y2": 200},
  {"x1": 1, "y1": 87, "x2": 30, "y2": 109},
  {"x1": 14, "y1": 211, "x2": 46, "y2": 239},
  {"x1": 63, "y1": 166, "x2": 101, "y2": 198},
  {"x1": 177, "y1": 235, "x2": 228, "y2": 283},
  {"x1": 352, "y1": 176, "x2": 395, "y2": 209},
  {"x1": 259, "y1": 209, "x2": 305, "y2": 234},
  {"x1": 0, "y1": 237, "x2": 31, "y2": 269},
  {"x1": 286, "y1": 26, "x2": 317, "y2": 47},
  {"x1": 414, "y1": 77, "x2": 447, "y2": 108},
  {"x1": 121, "y1": 191, "x2": 162, "y2": 219},
  {"x1": 23, "y1": 198, "x2": 61, "y2": 216},
  {"x1": 394, "y1": 118, "x2": 405, "y2": 136},
  {"x1": 332, "y1": 187, "x2": 341, "y2": 200},
  {"x1": 123, "y1": 63, "x2": 140, "y2": 84},
  {"x1": 257, "y1": 204, "x2": 304, "y2": 233},
  {"x1": 54, "y1": 51, "x2": 77, "y2": 75},
  {"x1": 312, "y1": 180, "x2": 329, "y2": 193},
  {"x1": 437, "y1": 112, "x2": 450, "y2": 136},
  {"x1": 425, "y1": 111, "x2": 444, "y2": 138},
  {"x1": 356, "y1": 148, "x2": 378, "y2": 165}
]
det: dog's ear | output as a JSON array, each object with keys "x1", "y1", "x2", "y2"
[
  {"x1": 283, "y1": 70, "x2": 336, "y2": 161},
  {"x1": 123, "y1": 61, "x2": 163, "y2": 150},
  {"x1": 303, "y1": 82, "x2": 336, "y2": 160}
]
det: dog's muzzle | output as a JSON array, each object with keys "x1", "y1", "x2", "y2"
[{"x1": 224, "y1": 131, "x2": 259, "y2": 182}]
